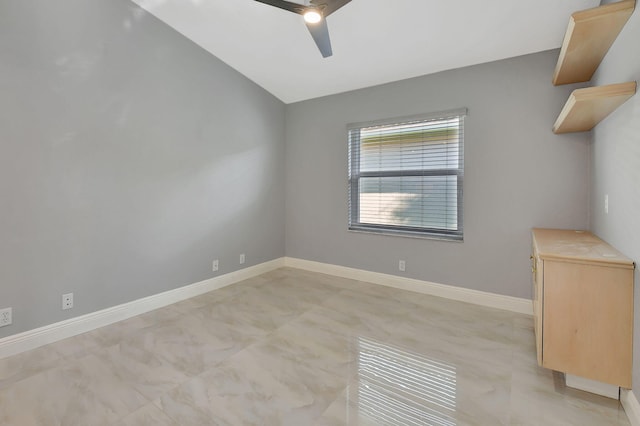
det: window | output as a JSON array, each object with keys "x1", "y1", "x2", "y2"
[{"x1": 348, "y1": 108, "x2": 466, "y2": 240}]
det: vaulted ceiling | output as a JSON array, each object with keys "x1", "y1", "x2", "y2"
[{"x1": 131, "y1": 0, "x2": 599, "y2": 103}]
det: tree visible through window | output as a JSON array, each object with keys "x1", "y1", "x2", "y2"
[{"x1": 348, "y1": 108, "x2": 466, "y2": 240}]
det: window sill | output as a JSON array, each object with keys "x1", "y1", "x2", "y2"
[{"x1": 348, "y1": 226, "x2": 463, "y2": 242}]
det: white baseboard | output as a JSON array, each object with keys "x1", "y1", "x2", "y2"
[
  {"x1": 284, "y1": 257, "x2": 533, "y2": 315},
  {"x1": 622, "y1": 389, "x2": 640, "y2": 426},
  {"x1": 0, "y1": 256, "x2": 532, "y2": 360},
  {"x1": 0, "y1": 258, "x2": 285, "y2": 360},
  {"x1": 565, "y1": 374, "x2": 619, "y2": 399}
]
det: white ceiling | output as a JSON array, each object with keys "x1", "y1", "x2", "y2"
[{"x1": 131, "y1": 0, "x2": 599, "y2": 104}]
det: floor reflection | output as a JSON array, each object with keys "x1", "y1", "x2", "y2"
[{"x1": 353, "y1": 336, "x2": 457, "y2": 425}]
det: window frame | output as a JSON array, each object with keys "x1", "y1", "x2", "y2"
[{"x1": 347, "y1": 108, "x2": 466, "y2": 241}]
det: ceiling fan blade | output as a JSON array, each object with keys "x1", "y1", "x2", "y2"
[
  {"x1": 315, "y1": 0, "x2": 352, "y2": 17},
  {"x1": 305, "y1": 19, "x2": 333, "y2": 58},
  {"x1": 254, "y1": 0, "x2": 306, "y2": 15}
]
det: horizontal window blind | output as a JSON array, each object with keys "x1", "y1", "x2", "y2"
[{"x1": 348, "y1": 108, "x2": 465, "y2": 240}]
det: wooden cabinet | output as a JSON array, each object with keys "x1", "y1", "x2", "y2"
[{"x1": 531, "y1": 228, "x2": 634, "y2": 388}]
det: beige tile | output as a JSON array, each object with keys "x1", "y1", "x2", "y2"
[
  {"x1": 0, "y1": 268, "x2": 631, "y2": 425},
  {"x1": 0, "y1": 353, "x2": 147, "y2": 425},
  {"x1": 0, "y1": 345, "x2": 62, "y2": 390},
  {"x1": 81, "y1": 314, "x2": 155, "y2": 348},
  {"x1": 45, "y1": 332, "x2": 102, "y2": 359},
  {"x1": 510, "y1": 364, "x2": 628, "y2": 425},
  {"x1": 191, "y1": 287, "x2": 311, "y2": 339},
  {"x1": 122, "y1": 313, "x2": 256, "y2": 378},
  {"x1": 95, "y1": 342, "x2": 191, "y2": 401},
  {"x1": 113, "y1": 403, "x2": 178, "y2": 426},
  {"x1": 157, "y1": 345, "x2": 347, "y2": 425},
  {"x1": 169, "y1": 280, "x2": 258, "y2": 314}
]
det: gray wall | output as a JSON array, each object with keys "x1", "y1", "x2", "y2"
[
  {"x1": 285, "y1": 50, "x2": 590, "y2": 299},
  {"x1": 0, "y1": 0, "x2": 285, "y2": 338},
  {"x1": 589, "y1": 3, "x2": 640, "y2": 400}
]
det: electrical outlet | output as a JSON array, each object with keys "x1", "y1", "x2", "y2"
[
  {"x1": 239, "y1": 253, "x2": 246, "y2": 265},
  {"x1": 212, "y1": 259, "x2": 219, "y2": 272},
  {"x1": 399, "y1": 260, "x2": 406, "y2": 272},
  {"x1": 62, "y1": 293, "x2": 74, "y2": 310},
  {"x1": 0, "y1": 307, "x2": 12, "y2": 327}
]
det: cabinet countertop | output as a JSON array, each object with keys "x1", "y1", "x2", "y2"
[{"x1": 532, "y1": 228, "x2": 634, "y2": 269}]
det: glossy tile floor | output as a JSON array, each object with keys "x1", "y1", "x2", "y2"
[{"x1": 0, "y1": 268, "x2": 630, "y2": 425}]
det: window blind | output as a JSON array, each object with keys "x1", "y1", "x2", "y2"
[{"x1": 348, "y1": 108, "x2": 466, "y2": 240}]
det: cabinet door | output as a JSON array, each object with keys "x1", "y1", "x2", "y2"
[
  {"x1": 533, "y1": 255, "x2": 543, "y2": 366},
  {"x1": 542, "y1": 260, "x2": 633, "y2": 387}
]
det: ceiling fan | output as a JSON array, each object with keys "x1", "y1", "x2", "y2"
[{"x1": 254, "y1": 0, "x2": 352, "y2": 58}]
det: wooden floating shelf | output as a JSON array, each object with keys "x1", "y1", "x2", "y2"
[
  {"x1": 553, "y1": 81, "x2": 636, "y2": 134},
  {"x1": 553, "y1": 0, "x2": 635, "y2": 85}
]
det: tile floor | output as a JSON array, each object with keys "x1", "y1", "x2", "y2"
[{"x1": 0, "y1": 268, "x2": 630, "y2": 425}]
